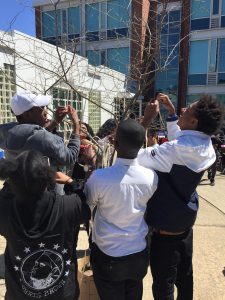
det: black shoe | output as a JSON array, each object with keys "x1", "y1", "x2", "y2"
[{"x1": 210, "y1": 181, "x2": 215, "y2": 186}]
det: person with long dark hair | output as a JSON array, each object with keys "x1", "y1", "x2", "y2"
[{"x1": 0, "y1": 150, "x2": 89, "y2": 300}]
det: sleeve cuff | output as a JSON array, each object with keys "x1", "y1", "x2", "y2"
[{"x1": 166, "y1": 114, "x2": 178, "y2": 122}]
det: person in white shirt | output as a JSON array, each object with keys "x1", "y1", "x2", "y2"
[{"x1": 85, "y1": 118, "x2": 158, "y2": 300}]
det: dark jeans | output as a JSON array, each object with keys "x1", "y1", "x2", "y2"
[
  {"x1": 91, "y1": 243, "x2": 149, "y2": 300},
  {"x1": 150, "y1": 228, "x2": 193, "y2": 300}
]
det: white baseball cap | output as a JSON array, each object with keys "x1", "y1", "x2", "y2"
[{"x1": 11, "y1": 91, "x2": 52, "y2": 116}]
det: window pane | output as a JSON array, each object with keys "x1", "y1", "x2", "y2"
[
  {"x1": 209, "y1": 39, "x2": 217, "y2": 72},
  {"x1": 86, "y1": 32, "x2": 99, "y2": 41},
  {"x1": 189, "y1": 40, "x2": 209, "y2": 74},
  {"x1": 221, "y1": 16, "x2": 225, "y2": 27},
  {"x1": 218, "y1": 73, "x2": 225, "y2": 84},
  {"x1": 218, "y1": 39, "x2": 225, "y2": 72},
  {"x1": 212, "y1": 0, "x2": 219, "y2": 15},
  {"x1": 87, "y1": 50, "x2": 100, "y2": 66},
  {"x1": 167, "y1": 56, "x2": 179, "y2": 68},
  {"x1": 169, "y1": 10, "x2": 181, "y2": 22},
  {"x1": 168, "y1": 34, "x2": 180, "y2": 46},
  {"x1": 169, "y1": 22, "x2": 180, "y2": 34},
  {"x1": 107, "y1": 28, "x2": 129, "y2": 39},
  {"x1": 188, "y1": 74, "x2": 207, "y2": 85},
  {"x1": 86, "y1": 3, "x2": 100, "y2": 32},
  {"x1": 167, "y1": 70, "x2": 178, "y2": 80},
  {"x1": 222, "y1": 0, "x2": 225, "y2": 14},
  {"x1": 107, "y1": 0, "x2": 130, "y2": 29},
  {"x1": 107, "y1": 47, "x2": 129, "y2": 74},
  {"x1": 160, "y1": 35, "x2": 168, "y2": 48},
  {"x1": 42, "y1": 10, "x2": 61, "y2": 37},
  {"x1": 191, "y1": 18, "x2": 210, "y2": 30},
  {"x1": 68, "y1": 7, "x2": 80, "y2": 34},
  {"x1": 191, "y1": 0, "x2": 211, "y2": 19}
]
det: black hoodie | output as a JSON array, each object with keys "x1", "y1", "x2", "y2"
[{"x1": 0, "y1": 185, "x2": 85, "y2": 300}]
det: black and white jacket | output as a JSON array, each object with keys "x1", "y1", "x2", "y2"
[{"x1": 138, "y1": 117, "x2": 216, "y2": 232}]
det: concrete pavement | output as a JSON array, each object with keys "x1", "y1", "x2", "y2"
[{"x1": 0, "y1": 172, "x2": 224, "y2": 299}]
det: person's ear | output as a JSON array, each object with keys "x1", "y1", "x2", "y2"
[
  {"x1": 190, "y1": 117, "x2": 198, "y2": 130},
  {"x1": 21, "y1": 111, "x2": 30, "y2": 122}
]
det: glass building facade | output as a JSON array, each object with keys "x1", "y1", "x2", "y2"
[
  {"x1": 41, "y1": 0, "x2": 131, "y2": 74},
  {"x1": 191, "y1": 0, "x2": 225, "y2": 30},
  {"x1": 188, "y1": 38, "x2": 225, "y2": 85},
  {"x1": 155, "y1": 8, "x2": 181, "y2": 108}
]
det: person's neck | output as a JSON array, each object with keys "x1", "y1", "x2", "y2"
[{"x1": 117, "y1": 154, "x2": 137, "y2": 160}]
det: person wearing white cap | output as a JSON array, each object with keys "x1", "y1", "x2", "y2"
[{"x1": 0, "y1": 91, "x2": 80, "y2": 186}]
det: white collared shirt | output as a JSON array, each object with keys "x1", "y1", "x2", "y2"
[{"x1": 84, "y1": 158, "x2": 158, "y2": 257}]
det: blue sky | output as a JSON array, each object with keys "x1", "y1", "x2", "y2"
[{"x1": 0, "y1": 0, "x2": 35, "y2": 36}]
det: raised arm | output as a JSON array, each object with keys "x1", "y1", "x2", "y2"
[{"x1": 156, "y1": 93, "x2": 181, "y2": 141}]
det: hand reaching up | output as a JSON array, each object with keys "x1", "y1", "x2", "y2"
[
  {"x1": 156, "y1": 93, "x2": 176, "y2": 116},
  {"x1": 141, "y1": 99, "x2": 159, "y2": 129}
]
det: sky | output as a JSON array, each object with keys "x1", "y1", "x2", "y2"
[{"x1": 0, "y1": 0, "x2": 35, "y2": 36}]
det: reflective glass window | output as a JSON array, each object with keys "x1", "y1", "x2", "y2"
[
  {"x1": 169, "y1": 22, "x2": 180, "y2": 34},
  {"x1": 218, "y1": 73, "x2": 225, "y2": 84},
  {"x1": 222, "y1": 0, "x2": 225, "y2": 14},
  {"x1": 86, "y1": 50, "x2": 100, "y2": 66},
  {"x1": 191, "y1": 0, "x2": 211, "y2": 19},
  {"x1": 168, "y1": 34, "x2": 180, "y2": 46},
  {"x1": 68, "y1": 7, "x2": 80, "y2": 34},
  {"x1": 107, "y1": 28, "x2": 129, "y2": 39},
  {"x1": 42, "y1": 10, "x2": 61, "y2": 37},
  {"x1": 191, "y1": 18, "x2": 210, "y2": 30},
  {"x1": 189, "y1": 40, "x2": 209, "y2": 74},
  {"x1": 167, "y1": 69, "x2": 178, "y2": 80},
  {"x1": 86, "y1": 32, "x2": 99, "y2": 41},
  {"x1": 188, "y1": 74, "x2": 207, "y2": 85},
  {"x1": 107, "y1": 47, "x2": 129, "y2": 74},
  {"x1": 209, "y1": 39, "x2": 217, "y2": 72},
  {"x1": 213, "y1": 0, "x2": 219, "y2": 15},
  {"x1": 86, "y1": 3, "x2": 100, "y2": 32},
  {"x1": 218, "y1": 39, "x2": 225, "y2": 72},
  {"x1": 216, "y1": 94, "x2": 225, "y2": 105},
  {"x1": 107, "y1": 0, "x2": 130, "y2": 29},
  {"x1": 160, "y1": 35, "x2": 168, "y2": 48},
  {"x1": 169, "y1": 10, "x2": 181, "y2": 22},
  {"x1": 167, "y1": 56, "x2": 179, "y2": 68},
  {"x1": 221, "y1": 16, "x2": 225, "y2": 27}
]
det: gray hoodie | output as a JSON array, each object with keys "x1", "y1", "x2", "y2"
[{"x1": 0, "y1": 122, "x2": 80, "y2": 169}]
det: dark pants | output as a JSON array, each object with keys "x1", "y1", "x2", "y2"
[
  {"x1": 208, "y1": 159, "x2": 217, "y2": 182},
  {"x1": 150, "y1": 228, "x2": 193, "y2": 300},
  {"x1": 91, "y1": 243, "x2": 149, "y2": 300}
]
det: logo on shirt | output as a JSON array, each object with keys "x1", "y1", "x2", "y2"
[
  {"x1": 13, "y1": 243, "x2": 71, "y2": 298},
  {"x1": 151, "y1": 149, "x2": 156, "y2": 157}
]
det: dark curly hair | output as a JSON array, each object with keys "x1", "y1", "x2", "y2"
[
  {"x1": 194, "y1": 95, "x2": 224, "y2": 135},
  {"x1": 81, "y1": 122, "x2": 94, "y2": 140},
  {"x1": 0, "y1": 150, "x2": 55, "y2": 196},
  {"x1": 96, "y1": 119, "x2": 118, "y2": 139}
]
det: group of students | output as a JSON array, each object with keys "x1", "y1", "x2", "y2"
[{"x1": 0, "y1": 91, "x2": 224, "y2": 300}]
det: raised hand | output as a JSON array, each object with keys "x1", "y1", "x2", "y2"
[
  {"x1": 141, "y1": 99, "x2": 159, "y2": 129},
  {"x1": 67, "y1": 105, "x2": 80, "y2": 134},
  {"x1": 156, "y1": 93, "x2": 176, "y2": 116},
  {"x1": 55, "y1": 106, "x2": 68, "y2": 124}
]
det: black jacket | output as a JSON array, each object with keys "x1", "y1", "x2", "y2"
[{"x1": 0, "y1": 185, "x2": 89, "y2": 300}]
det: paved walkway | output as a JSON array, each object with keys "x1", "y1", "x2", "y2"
[{"x1": 0, "y1": 172, "x2": 225, "y2": 299}]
